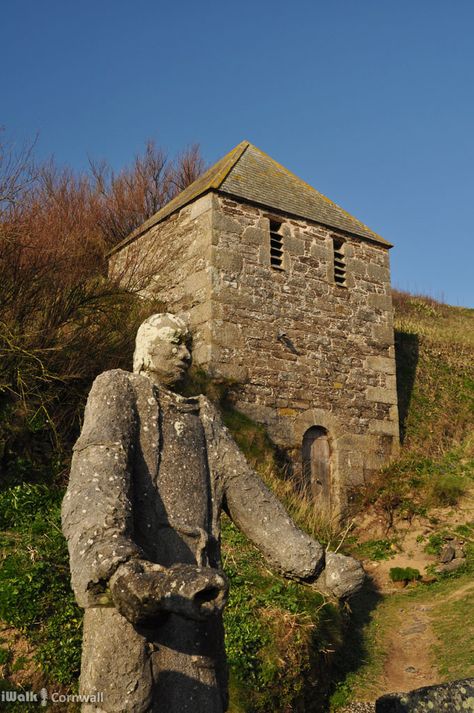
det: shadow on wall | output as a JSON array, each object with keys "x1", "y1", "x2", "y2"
[{"x1": 394, "y1": 331, "x2": 420, "y2": 444}]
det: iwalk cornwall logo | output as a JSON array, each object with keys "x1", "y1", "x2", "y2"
[{"x1": 0, "y1": 688, "x2": 104, "y2": 706}]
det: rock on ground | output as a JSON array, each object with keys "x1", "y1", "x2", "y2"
[{"x1": 375, "y1": 677, "x2": 474, "y2": 712}]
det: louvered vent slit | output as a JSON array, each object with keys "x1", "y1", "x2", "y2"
[
  {"x1": 270, "y1": 219, "x2": 284, "y2": 270},
  {"x1": 333, "y1": 239, "x2": 347, "y2": 286}
]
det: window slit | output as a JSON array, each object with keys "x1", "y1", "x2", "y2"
[
  {"x1": 333, "y1": 238, "x2": 346, "y2": 286},
  {"x1": 270, "y1": 220, "x2": 284, "y2": 270}
]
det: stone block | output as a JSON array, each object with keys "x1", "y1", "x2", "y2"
[
  {"x1": 214, "y1": 250, "x2": 243, "y2": 273},
  {"x1": 211, "y1": 362, "x2": 249, "y2": 383},
  {"x1": 183, "y1": 269, "x2": 210, "y2": 297},
  {"x1": 375, "y1": 678, "x2": 474, "y2": 713},
  {"x1": 365, "y1": 355, "x2": 396, "y2": 375},
  {"x1": 211, "y1": 320, "x2": 244, "y2": 348},
  {"x1": 385, "y1": 374, "x2": 397, "y2": 391},
  {"x1": 368, "y1": 292, "x2": 392, "y2": 311},
  {"x1": 367, "y1": 262, "x2": 389, "y2": 282},
  {"x1": 372, "y1": 324, "x2": 395, "y2": 347},
  {"x1": 212, "y1": 211, "x2": 243, "y2": 236},
  {"x1": 192, "y1": 342, "x2": 212, "y2": 366},
  {"x1": 284, "y1": 235, "x2": 304, "y2": 256},
  {"x1": 189, "y1": 193, "x2": 214, "y2": 220},
  {"x1": 366, "y1": 386, "x2": 398, "y2": 404},
  {"x1": 348, "y1": 258, "x2": 367, "y2": 277},
  {"x1": 186, "y1": 301, "x2": 212, "y2": 327},
  {"x1": 368, "y1": 419, "x2": 399, "y2": 436},
  {"x1": 389, "y1": 405, "x2": 399, "y2": 421},
  {"x1": 309, "y1": 241, "x2": 329, "y2": 261},
  {"x1": 242, "y1": 226, "x2": 265, "y2": 246},
  {"x1": 277, "y1": 407, "x2": 299, "y2": 417}
]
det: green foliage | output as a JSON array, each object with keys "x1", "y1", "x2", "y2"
[
  {"x1": 429, "y1": 472, "x2": 466, "y2": 506},
  {"x1": 353, "y1": 539, "x2": 394, "y2": 561},
  {"x1": 389, "y1": 567, "x2": 420, "y2": 582},
  {"x1": 424, "y1": 532, "x2": 446, "y2": 556},
  {"x1": 432, "y1": 582, "x2": 474, "y2": 680},
  {"x1": 222, "y1": 518, "x2": 342, "y2": 712},
  {"x1": 0, "y1": 483, "x2": 82, "y2": 686},
  {"x1": 454, "y1": 522, "x2": 474, "y2": 538},
  {"x1": 0, "y1": 647, "x2": 12, "y2": 665},
  {"x1": 222, "y1": 408, "x2": 277, "y2": 470}
]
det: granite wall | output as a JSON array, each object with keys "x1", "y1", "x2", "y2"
[{"x1": 110, "y1": 191, "x2": 399, "y2": 514}]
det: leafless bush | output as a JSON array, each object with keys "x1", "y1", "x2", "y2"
[
  {"x1": 0, "y1": 131, "x2": 204, "y2": 483},
  {"x1": 91, "y1": 140, "x2": 206, "y2": 248}
]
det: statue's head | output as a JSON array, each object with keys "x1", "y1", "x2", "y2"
[{"x1": 133, "y1": 313, "x2": 191, "y2": 387}]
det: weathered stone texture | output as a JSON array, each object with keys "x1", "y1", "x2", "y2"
[
  {"x1": 110, "y1": 190, "x2": 399, "y2": 514},
  {"x1": 109, "y1": 194, "x2": 216, "y2": 365},
  {"x1": 375, "y1": 678, "x2": 474, "y2": 712},
  {"x1": 207, "y1": 195, "x2": 399, "y2": 511}
]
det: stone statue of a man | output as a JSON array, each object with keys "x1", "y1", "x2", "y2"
[{"x1": 62, "y1": 313, "x2": 364, "y2": 713}]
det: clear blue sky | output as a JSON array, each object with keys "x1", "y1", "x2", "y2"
[{"x1": 2, "y1": 0, "x2": 473, "y2": 306}]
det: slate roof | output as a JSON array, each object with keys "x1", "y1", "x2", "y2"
[{"x1": 111, "y1": 141, "x2": 390, "y2": 253}]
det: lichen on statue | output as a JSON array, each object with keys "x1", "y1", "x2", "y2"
[{"x1": 62, "y1": 312, "x2": 365, "y2": 713}]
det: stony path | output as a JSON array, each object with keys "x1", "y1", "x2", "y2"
[{"x1": 381, "y1": 602, "x2": 439, "y2": 692}]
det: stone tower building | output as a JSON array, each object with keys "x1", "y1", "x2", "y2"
[{"x1": 109, "y1": 141, "x2": 399, "y2": 515}]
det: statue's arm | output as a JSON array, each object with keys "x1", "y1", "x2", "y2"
[
  {"x1": 61, "y1": 370, "x2": 142, "y2": 608},
  {"x1": 200, "y1": 398, "x2": 324, "y2": 581}
]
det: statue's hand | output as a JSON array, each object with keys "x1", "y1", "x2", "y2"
[
  {"x1": 109, "y1": 559, "x2": 229, "y2": 624},
  {"x1": 312, "y1": 552, "x2": 365, "y2": 599}
]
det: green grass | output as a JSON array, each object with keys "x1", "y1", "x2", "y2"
[
  {"x1": 353, "y1": 539, "x2": 395, "y2": 561},
  {"x1": 0, "y1": 290, "x2": 472, "y2": 710},
  {"x1": 222, "y1": 517, "x2": 343, "y2": 712},
  {"x1": 331, "y1": 294, "x2": 474, "y2": 708},
  {"x1": 0, "y1": 483, "x2": 83, "y2": 687},
  {"x1": 432, "y1": 580, "x2": 474, "y2": 680},
  {"x1": 389, "y1": 567, "x2": 420, "y2": 582}
]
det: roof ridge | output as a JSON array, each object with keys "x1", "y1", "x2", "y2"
[
  {"x1": 244, "y1": 143, "x2": 382, "y2": 241},
  {"x1": 209, "y1": 140, "x2": 250, "y2": 189}
]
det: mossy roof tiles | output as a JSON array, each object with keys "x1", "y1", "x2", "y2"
[{"x1": 111, "y1": 141, "x2": 390, "y2": 253}]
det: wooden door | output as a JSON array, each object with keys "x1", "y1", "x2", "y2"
[{"x1": 302, "y1": 427, "x2": 331, "y2": 509}]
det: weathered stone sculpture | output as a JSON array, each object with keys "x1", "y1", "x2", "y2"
[{"x1": 62, "y1": 313, "x2": 364, "y2": 713}]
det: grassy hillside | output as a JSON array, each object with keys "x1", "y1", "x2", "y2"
[{"x1": 329, "y1": 291, "x2": 474, "y2": 709}]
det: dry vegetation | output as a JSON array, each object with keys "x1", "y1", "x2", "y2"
[{"x1": 0, "y1": 129, "x2": 204, "y2": 484}]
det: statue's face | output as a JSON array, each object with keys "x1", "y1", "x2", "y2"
[{"x1": 143, "y1": 327, "x2": 191, "y2": 386}]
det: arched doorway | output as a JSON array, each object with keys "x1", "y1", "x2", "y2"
[{"x1": 302, "y1": 426, "x2": 332, "y2": 510}]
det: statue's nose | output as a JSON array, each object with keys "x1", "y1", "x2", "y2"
[{"x1": 179, "y1": 345, "x2": 191, "y2": 363}]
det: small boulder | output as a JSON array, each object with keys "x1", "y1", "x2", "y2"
[
  {"x1": 439, "y1": 545, "x2": 455, "y2": 563},
  {"x1": 435, "y1": 557, "x2": 465, "y2": 574},
  {"x1": 420, "y1": 575, "x2": 437, "y2": 584},
  {"x1": 375, "y1": 677, "x2": 474, "y2": 712}
]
